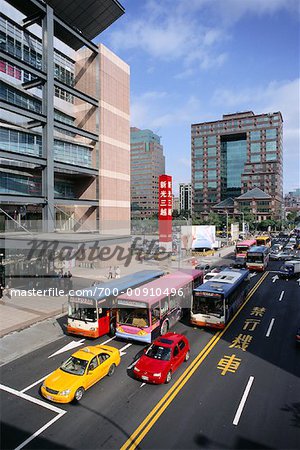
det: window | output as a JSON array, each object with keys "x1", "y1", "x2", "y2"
[
  {"x1": 207, "y1": 159, "x2": 216, "y2": 168},
  {"x1": 207, "y1": 170, "x2": 217, "y2": 179},
  {"x1": 173, "y1": 346, "x2": 179, "y2": 357},
  {"x1": 207, "y1": 147, "x2": 217, "y2": 157},
  {"x1": 193, "y1": 137, "x2": 204, "y2": 147},
  {"x1": 89, "y1": 357, "x2": 99, "y2": 371},
  {"x1": 99, "y1": 353, "x2": 110, "y2": 364},
  {"x1": 250, "y1": 131, "x2": 260, "y2": 140},
  {"x1": 194, "y1": 172, "x2": 203, "y2": 181},
  {"x1": 250, "y1": 143, "x2": 261, "y2": 153},
  {"x1": 194, "y1": 182, "x2": 203, "y2": 189},
  {"x1": 266, "y1": 129, "x2": 277, "y2": 139},
  {"x1": 178, "y1": 340, "x2": 186, "y2": 351},
  {"x1": 250, "y1": 154, "x2": 261, "y2": 163},
  {"x1": 266, "y1": 152, "x2": 277, "y2": 161},
  {"x1": 266, "y1": 141, "x2": 277, "y2": 151},
  {"x1": 151, "y1": 302, "x2": 160, "y2": 324},
  {"x1": 207, "y1": 181, "x2": 217, "y2": 188},
  {"x1": 207, "y1": 136, "x2": 216, "y2": 145},
  {"x1": 194, "y1": 148, "x2": 203, "y2": 157},
  {"x1": 195, "y1": 159, "x2": 203, "y2": 169}
]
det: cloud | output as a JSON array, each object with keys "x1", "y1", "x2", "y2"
[
  {"x1": 212, "y1": 78, "x2": 300, "y2": 193},
  {"x1": 131, "y1": 93, "x2": 202, "y2": 129}
]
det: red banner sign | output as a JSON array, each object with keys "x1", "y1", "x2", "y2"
[{"x1": 159, "y1": 175, "x2": 172, "y2": 246}]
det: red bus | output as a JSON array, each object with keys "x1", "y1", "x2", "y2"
[
  {"x1": 67, "y1": 270, "x2": 164, "y2": 338},
  {"x1": 235, "y1": 239, "x2": 256, "y2": 258}
]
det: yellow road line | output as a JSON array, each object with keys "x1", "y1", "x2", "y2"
[{"x1": 121, "y1": 271, "x2": 269, "y2": 450}]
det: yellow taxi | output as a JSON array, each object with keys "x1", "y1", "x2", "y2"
[{"x1": 41, "y1": 345, "x2": 120, "y2": 403}]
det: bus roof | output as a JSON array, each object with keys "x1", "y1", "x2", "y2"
[
  {"x1": 70, "y1": 270, "x2": 164, "y2": 301},
  {"x1": 236, "y1": 239, "x2": 256, "y2": 247},
  {"x1": 194, "y1": 269, "x2": 249, "y2": 297},
  {"x1": 255, "y1": 235, "x2": 270, "y2": 240},
  {"x1": 117, "y1": 270, "x2": 202, "y2": 306},
  {"x1": 247, "y1": 245, "x2": 268, "y2": 253}
]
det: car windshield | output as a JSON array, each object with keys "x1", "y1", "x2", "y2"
[
  {"x1": 60, "y1": 356, "x2": 88, "y2": 376},
  {"x1": 146, "y1": 344, "x2": 171, "y2": 361}
]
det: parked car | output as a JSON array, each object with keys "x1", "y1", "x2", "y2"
[
  {"x1": 133, "y1": 333, "x2": 190, "y2": 384},
  {"x1": 41, "y1": 345, "x2": 120, "y2": 403},
  {"x1": 195, "y1": 263, "x2": 211, "y2": 273}
]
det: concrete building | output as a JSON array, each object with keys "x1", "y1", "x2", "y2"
[
  {"x1": 172, "y1": 195, "x2": 179, "y2": 212},
  {"x1": 130, "y1": 127, "x2": 165, "y2": 219},
  {"x1": 179, "y1": 182, "x2": 192, "y2": 213},
  {"x1": 0, "y1": 0, "x2": 130, "y2": 235},
  {"x1": 284, "y1": 188, "x2": 300, "y2": 214},
  {"x1": 191, "y1": 111, "x2": 283, "y2": 219}
]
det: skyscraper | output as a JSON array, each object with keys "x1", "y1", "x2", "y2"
[
  {"x1": 191, "y1": 111, "x2": 283, "y2": 219},
  {"x1": 0, "y1": 0, "x2": 130, "y2": 234},
  {"x1": 130, "y1": 127, "x2": 165, "y2": 219},
  {"x1": 179, "y1": 183, "x2": 192, "y2": 213}
]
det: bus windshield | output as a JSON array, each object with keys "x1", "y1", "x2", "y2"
[
  {"x1": 145, "y1": 344, "x2": 171, "y2": 361},
  {"x1": 68, "y1": 303, "x2": 97, "y2": 322},
  {"x1": 236, "y1": 245, "x2": 248, "y2": 254},
  {"x1": 247, "y1": 253, "x2": 263, "y2": 263},
  {"x1": 118, "y1": 308, "x2": 150, "y2": 328},
  {"x1": 193, "y1": 294, "x2": 223, "y2": 317}
]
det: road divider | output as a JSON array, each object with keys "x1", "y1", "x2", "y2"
[
  {"x1": 121, "y1": 271, "x2": 269, "y2": 450},
  {"x1": 233, "y1": 376, "x2": 254, "y2": 426}
]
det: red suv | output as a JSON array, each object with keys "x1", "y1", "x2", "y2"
[{"x1": 133, "y1": 333, "x2": 190, "y2": 384}]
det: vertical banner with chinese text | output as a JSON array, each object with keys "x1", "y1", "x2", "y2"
[{"x1": 158, "y1": 175, "x2": 172, "y2": 252}]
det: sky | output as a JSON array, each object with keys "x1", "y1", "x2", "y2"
[{"x1": 98, "y1": 0, "x2": 300, "y2": 196}]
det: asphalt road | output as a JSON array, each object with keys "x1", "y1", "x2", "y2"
[{"x1": 1, "y1": 261, "x2": 299, "y2": 450}]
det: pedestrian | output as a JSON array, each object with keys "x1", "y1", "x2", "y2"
[
  {"x1": 0, "y1": 283, "x2": 3, "y2": 299},
  {"x1": 115, "y1": 266, "x2": 121, "y2": 279},
  {"x1": 107, "y1": 266, "x2": 113, "y2": 279}
]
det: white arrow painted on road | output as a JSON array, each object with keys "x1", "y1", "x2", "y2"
[
  {"x1": 272, "y1": 275, "x2": 279, "y2": 283},
  {"x1": 119, "y1": 343, "x2": 132, "y2": 357},
  {"x1": 249, "y1": 272, "x2": 257, "y2": 278},
  {"x1": 140, "y1": 383, "x2": 146, "y2": 388},
  {"x1": 297, "y1": 278, "x2": 300, "y2": 286},
  {"x1": 48, "y1": 339, "x2": 85, "y2": 358}
]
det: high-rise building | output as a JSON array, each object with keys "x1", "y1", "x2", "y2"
[
  {"x1": 0, "y1": 0, "x2": 130, "y2": 234},
  {"x1": 191, "y1": 111, "x2": 283, "y2": 219},
  {"x1": 130, "y1": 127, "x2": 165, "y2": 219},
  {"x1": 179, "y1": 183, "x2": 192, "y2": 213}
]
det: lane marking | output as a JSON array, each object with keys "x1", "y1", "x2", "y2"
[
  {"x1": 127, "y1": 358, "x2": 140, "y2": 370},
  {"x1": 48, "y1": 339, "x2": 85, "y2": 358},
  {"x1": 120, "y1": 343, "x2": 132, "y2": 356},
  {"x1": 266, "y1": 318, "x2": 275, "y2": 337},
  {"x1": 21, "y1": 373, "x2": 52, "y2": 393},
  {"x1": 140, "y1": 383, "x2": 146, "y2": 388},
  {"x1": 279, "y1": 291, "x2": 284, "y2": 302},
  {"x1": 121, "y1": 271, "x2": 269, "y2": 450},
  {"x1": 0, "y1": 384, "x2": 66, "y2": 414},
  {"x1": 233, "y1": 376, "x2": 254, "y2": 426},
  {"x1": 14, "y1": 412, "x2": 65, "y2": 450},
  {"x1": 0, "y1": 384, "x2": 67, "y2": 450},
  {"x1": 101, "y1": 336, "x2": 116, "y2": 345}
]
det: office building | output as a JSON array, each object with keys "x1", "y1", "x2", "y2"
[
  {"x1": 0, "y1": 0, "x2": 130, "y2": 235},
  {"x1": 284, "y1": 188, "x2": 300, "y2": 214},
  {"x1": 179, "y1": 182, "x2": 192, "y2": 213},
  {"x1": 130, "y1": 127, "x2": 165, "y2": 219},
  {"x1": 191, "y1": 111, "x2": 283, "y2": 219}
]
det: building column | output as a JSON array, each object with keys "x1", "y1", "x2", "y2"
[{"x1": 42, "y1": 5, "x2": 55, "y2": 232}]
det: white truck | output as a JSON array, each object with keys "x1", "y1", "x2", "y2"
[{"x1": 278, "y1": 260, "x2": 300, "y2": 278}]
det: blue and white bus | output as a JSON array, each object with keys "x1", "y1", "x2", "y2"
[
  {"x1": 191, "y1": 268, "x2": 249, "y2": 329},
  {"x1": 246, "y1": 245, "x2": 269, "y2": 271}
]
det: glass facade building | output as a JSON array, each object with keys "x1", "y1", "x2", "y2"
[
  {"x1": 191, "y1": 111, "x2": 283, "y2": 219},
  {"x1": 130, "y1": 127, "x2": 165, "y2": 218},
  {"x1": 0, "y1": 0, "x2": 129, "y2": 233}
]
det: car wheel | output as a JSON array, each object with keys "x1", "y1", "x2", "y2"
[
  {"x1": 108, "y1": 363, "x2": 116, "y2": 377},
  {"x1": 160, "y1": 320, "x2": 169, "y2": 335},
  {"x1": 165, "y1": 371, "x2": 172, "y2": 384},
  {"x1": 74, "y1": 387, "x2": 84, "y2": 402},
  {"x1": 185, "y1": 350, "x2": 190, "y2": 362}
]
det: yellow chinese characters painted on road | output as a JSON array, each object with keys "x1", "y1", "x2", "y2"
[
  {"x1": 229, "y1": 334, "x2": 252, "y2": 351},
  {"x1": 217, "y1": 354, "x2": 241, "y2": 375},
  {"x1": 250, "y1": 307, "x2": 266, "y2": 317},
  {"x1": 243, "y1": 319, "x2": 261, "y2": 331}
]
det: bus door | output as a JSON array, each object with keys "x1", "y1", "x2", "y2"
[
  {"x1": 97, "y1": 307, "x2": 110, "y2": 336},
  {"x1": 151, "y1": 301, "x2": 161, "y2": 340}
]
